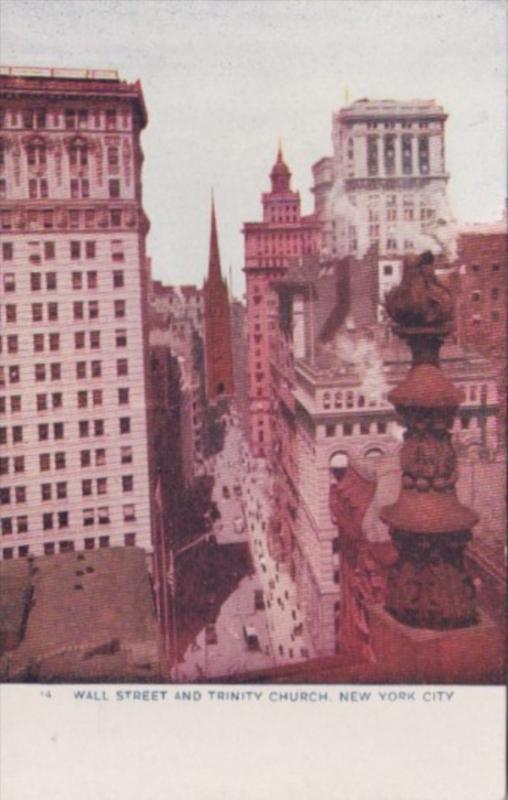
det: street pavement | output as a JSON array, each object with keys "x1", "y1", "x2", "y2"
[{"x1": 174, "y1": 409, "x2": 314, "y2": 681}]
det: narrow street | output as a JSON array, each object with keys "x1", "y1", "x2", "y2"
[{"x1": 174, "y1": 408, "x2": 313, "y2": 681}]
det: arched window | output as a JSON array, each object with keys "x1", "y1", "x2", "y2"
[
  {"x1": 329, "y1": 451, "x2": 349, "y2": 482},
  {"x1": 364, "y1": 447, "x2": 384, "y2": 459},
  {"x1": 323, "y1": 392, "x2": 331, "y2": 409},
  {"x1": 334, "y1": 391, "x2": 342, "y2": 408}
]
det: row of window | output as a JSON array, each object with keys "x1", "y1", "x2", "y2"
[
  {"x1": 0, "y1": 358, "x2": 129, "y2": 385},
  {"x1": 2, "y1": 240, "x2": 125, "y2": 261},
  {"x1": 0, "y1": 445, "x2": 133, "y2": 476},
  {"x1": 1, "y1": 504, "x2": 137, "y2": 537},
  {"x1": 0, "y1": 107, "x2": 127, "y2": 130},
  {"x1": 325, "y1": 420, "x2": 388, "y2": 437},
  {"x1": 2, "y1": 272, "x2": 125, "y2": 295},
  {"x1": 1, "y1": 533, "x2": 137, "y2": 561},
  {"x1": 322, "y1": 391, "x2": 386, "y2": 410},
  {"x1": 1, "y1": 473, "x2": 136, "y2": 506},
  {"x1": 1, "y1": 328, "x2": 129, "y2": 356},
  {"x1": 1, "y1": 207, "x2": 133, "y2": 231},
  {"x1": 24, "y1": 177, "x2": 125, "y2": 201},
  {"x1": 0, "y1": 417, "x2": 132, "y2": 446}
]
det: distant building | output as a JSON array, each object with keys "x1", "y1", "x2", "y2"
[
  {"x1": 203, "y1": 200, "x2": 234, "y2": 401},
  {"x1": 230, "y1": 298, "x2": 249, "y2": 432},
  {"x1": 0, "y1": 67, "x2": 153, "y2": 562},
  {"x1": 243, "y1": 147, "x2": 321, "y2": 455},
  {"x1": 0, "y1": 547, "x2": 165, "y2": 681},
  {"x1": 312, "y1": 98, "x2": 451, "y2": 261},
  {"x1": 149, "y1": 280, "x2": 204, "y2": 334}
]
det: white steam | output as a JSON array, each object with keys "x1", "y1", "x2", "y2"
[{"x1": 327, "y1": 332, "x2": 389, "y2": 403}]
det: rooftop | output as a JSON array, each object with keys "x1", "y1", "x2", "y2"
[{"x1": 0, "y1": 547, "x2": 164, "y2": 681}]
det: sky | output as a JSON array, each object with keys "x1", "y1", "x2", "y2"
[{"x1": 1, "y1": 0, "x2": 506, "y2": 294}]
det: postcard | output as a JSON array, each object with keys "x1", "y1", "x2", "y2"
[{"x1": 0, "y1": 1, "x2": 506, "y2": 798}]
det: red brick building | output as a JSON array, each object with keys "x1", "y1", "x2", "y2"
[
  {"x1": 203, "y1": 200, "x2": 234, "y2": 401},
  {"x1": 243, "y1": 147, "x2": 321, "y2": 456}
]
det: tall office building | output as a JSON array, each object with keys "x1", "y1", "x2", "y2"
[
  {"x1": 312, "y1": 99, "x2": 451, "y2": 316},
  {"x1": 243, "y1": 146, "x2": 320, "y2": 456},
  {"x1": 0, "y1": 66, "x2": 153, "y2": 561}
]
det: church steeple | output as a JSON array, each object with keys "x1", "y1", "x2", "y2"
[
  {"x1": 270, "y1": 143, "x2": 291, "y2": 193},
  {"x1": 208, "y1": 193, "x2": 223, "y2": 283}
]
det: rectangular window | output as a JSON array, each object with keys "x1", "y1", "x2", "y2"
[
  {"x1": 43, "y1": 512, "x2": 53, "y2": 530},
  {"x1": 91, "y1": 361, "x2": 102, "y2": 378},
  {"x1": 32, "y1": 303, "x2": 43, "y2": 322},
  {"x1": 37, "y1": 394, "x2": 47, "y2": 411},
  {"x1": 82, "y1": 479, "x2": 93, "y2": 496},
  {"x1": 70, "y1": 241, "x2": 81, "y2": 259},
  {"x1": 85, "y1": 240, "x2": 96, "y2": 259},
  {"x1": 46, "y1": 272, "x2": 57, "y2": 290},
  {"x1": 367, "y1": 135, "x2": 378, "y2": 176},
  {"x1": 98, "y1": 508, "x2": 110, "y2": 525},
  {"x1": 113, "y1": 269, "x2": 124, "y2": 287},
  {"x1": 89, "y1": 301, "x2": 99, "y2": 320},
  {"x1": 54, "y1": 452, "x2": 66, "y2": 470},
  {"x1": 72, "y1": 272, "x2": 82, "y2": 290},
  {"x1": 50, "y1": 363, "x2": 61, "y2": 380},
  {"x1": 80, "y1": 450, "x2": 91, "y2": 468},
  {"x1": 90, "y1": 331, "x2": 101, "y2": 349},
  {"x1": 76, "y1": 362, "x2": 87, "y2": 379},
  {"x1": 75, "y1": 332, "x2": 86, "y2": 350},
  {"x1": 73, "y1": 301, "x2": 84, "y2": 320},
  {"x1": 117, "y1": 359, "x2": 128, "y2": 376},
  {"x1": 118, "y1": 388, "x2": 129, "y2": 405},
  {"x1": 47, "y1": 302, "x2": 58, "y2": 321},
  {"x1": 87, "y1": 271, "x2": 98, "y2": 289},
  {"x1": 83, "y1": 508, "x2": 94, "y2": 526},
  {"x1": 121, "y1": 446, "x2": 133, "y2": 464},
  {"x1": 40, "y1": 454, "x2": 51, "y2": 472},
  {"x1": 92, "y1": 389, "x2": 102, "y2": 407},
  {"x1": 52, "y1": 392, "x2": 63, "y2": 409},
  {"x1": 108, "y1": 179, "x2": 120, "y2": 198},
  {"x1": 57, "y1": 483, "x2": 68, "y2": 500},
  {"x1": 119, "y1": 417, "x2": 131, "y2": 434},
  {"x1": 95, "y1": 449, "x2": 106, "y2": 466},
  {"x1": 115, "y1": 329, "x2": 127, "y2": 347},
  {"x1": 114, "y1": 299, "x2": 126, "y2": 318},
  {"x1": 49, "y1": 333, "x2": 60, "y2": 351},
  {"x1": 58, "y1": 511, "x2": 69, "y2": 529},
  {"x1": 41, "y1": 484, "x2": 52, "y2": 501},
  {"x1": 44, "y1": 241, "x2": 55, "y2": 260}
]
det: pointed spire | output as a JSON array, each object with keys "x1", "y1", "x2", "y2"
[
  {"x1": 270, "y1": 141, "x2": 291, "y2": 193},
  {"x1": 208, "y1": 192, "x2": 222, "y2": 283}
]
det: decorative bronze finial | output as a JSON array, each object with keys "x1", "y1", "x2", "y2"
[{"x1": 380, "y1": 251, "x2": 478, "y2": 629}]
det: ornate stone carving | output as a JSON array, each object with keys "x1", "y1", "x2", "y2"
[{"x1": 380, "y1": 251, "x2": 478, "y2": 629}]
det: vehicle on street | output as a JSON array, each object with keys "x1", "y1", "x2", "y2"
[
  {"x1": 205, "y1": 624, "x2": 218, "y2": 645},
  {"x1": 233, "y1": 516, "x2": 245, "y2": 534},
  {"x1": 243, "y1": 624, "x2": 260, "y2": 651}
]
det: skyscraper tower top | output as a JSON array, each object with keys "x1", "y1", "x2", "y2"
[{"x1": 270, "y1": 145, "x2": 292, "y2": 194}]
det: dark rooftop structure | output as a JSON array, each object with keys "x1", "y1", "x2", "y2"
[{"x1": 0, "y1": 548, "x2": 165, "y2": 682}]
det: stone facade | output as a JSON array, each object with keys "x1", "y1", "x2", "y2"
[
  {"x1": 0, "y1": 68, "x2": 153, "y2": 561},
  {"x1": 312, "y1": 98, "x2": 451, "y2": 261}
]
